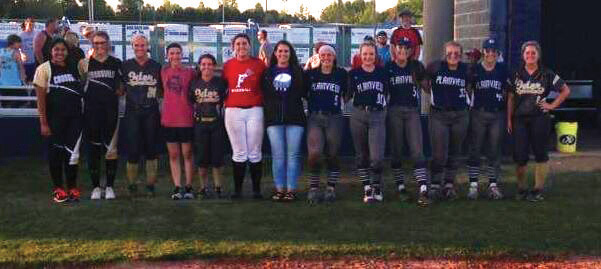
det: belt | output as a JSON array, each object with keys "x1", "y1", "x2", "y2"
[
  {"x1": 235, "y1": 105, "x2": 256, "y2": 109},
  {"x1": 310, "y1": 110, "x2": 338, "y2": 116},
  {"x1": 473, "y1": 107, "x2": 505, "y2": 113},
  {"x1": 431, "y1": 106, "x2": 467, "y2": 112},
  {"x1": 196, "y1": 116, "x2": 218, "y2": 123},
  {"x1": 354, "y1": 105, "x2": 384, "y2": 112}
]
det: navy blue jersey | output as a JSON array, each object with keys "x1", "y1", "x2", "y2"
[
  {"x1": 349, "y1": 67, "x2": 389, "y2": 109},
  {"x1": 471, "y1": 63, "x2": 508, "y2": 110},
  {"x1": 426, "y1": 61, "x2": 471, "y2": 109},
  {"x1": 508, "y1": 66, "x2": 565, "y2": 117},
  {"x1": 386, "y1": 60, "x2": 425, "y2": 107},
  {"x1": 305, "y1": 67, "x2": 348, "y2": 113}
]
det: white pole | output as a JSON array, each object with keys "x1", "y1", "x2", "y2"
[{"x1": 88, "y1": 0, "x2": 94, "y2": 22}]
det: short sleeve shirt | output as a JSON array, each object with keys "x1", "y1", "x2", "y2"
[
  {"x1": 189, "y1": 76, "x2": 226, "y2": 120},
  {"x1": 508, "y1": 67, "x2": 565, "y2": 116}
]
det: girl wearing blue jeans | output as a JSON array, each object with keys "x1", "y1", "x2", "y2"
[{"x1": 262, "y1": 40, "x2": 306, "y2": 202}]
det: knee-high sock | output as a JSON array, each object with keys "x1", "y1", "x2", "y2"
[
  {"x1": 88, "y1": 145, "x2": 102, "y2": 188},
  {"x1": 232, "y1": 161, "x2": 246, "y2": 195},
  {"x1": 309, "y1": 163, "x2": 321, "y2": 189},
  {"x1": 371, "y1": 168, "x2": 382, "y2": 188},
  {"x1": 65, "y1": 164, "x2": 78, "y2": 189},
  {"x1": 106, "y1": 159, "x2": 118, "y2": 187},
  {"x1": 327, "y1": 170, "x2": 340, "y2": 188},
  {"x1": 392, "y1": 167, "x2": 404, "y2": 187},
  {"x1": 49, "y1": 147, "x2": 64, "y2": 188},
  {"x1": 357, "y1": 167, "x2": 370, "y2": 187},
  {"x1": 534, "y1": 162, "x2": 548, "y2": 190},
  {"x1": 487, "y1": 165, "x2": 498, "y2": 184},
  {"x1": 249, "y1": 161, "x2": 262, "y2": 194}
]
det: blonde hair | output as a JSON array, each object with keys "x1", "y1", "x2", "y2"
[
  {"x1": 442, "y1": 41, "x2": 463, "y2": 59},
  {"x1": 130, "y1": 34, "x2": 149, "y2": 46},
  {"x1": 359, "y1": 41, "x2": 377, "y2": 55}
]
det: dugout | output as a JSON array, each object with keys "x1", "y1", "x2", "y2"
[{"x1": 447, "y1": 0, "x2": 600, "y2": 123}]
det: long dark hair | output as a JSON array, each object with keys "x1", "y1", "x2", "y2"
[
  {"x1": 520, "y1": 40, "x2": 544, "y2": 69},
  {"x1": 231, "y1": 33, "x2": 251, "y2": 48},
  {"x1": 196, "y1": 53, "x2": 217, "y2": 76},
  {"x1": 268, "y1": 40, "x2": 300, "y2": 68},
  {"x1": 49, "y1": 38, "x2": 69, "y2": 60},
  {"x1": 266, "y1": 40, "x2": 303, "y2": 92}
]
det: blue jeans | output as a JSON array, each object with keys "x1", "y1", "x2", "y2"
[{"x1": 267, "y1": 125, "x2": 305, "y2": 191}]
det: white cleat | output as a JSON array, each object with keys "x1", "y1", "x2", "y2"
[
  {"x1": 91, "y1": 187, "x2": 102, "y2": 200},
  {"x1": 105, "y1": 187, "x2": 116, "y2": 200}
]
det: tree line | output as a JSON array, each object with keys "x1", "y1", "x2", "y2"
[{"x1": 0, "y1": 0, "x2": 422, "y2": 25}]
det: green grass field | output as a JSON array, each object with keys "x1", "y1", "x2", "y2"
[{"x1": 1, "y1": 157, "x2": 601, "y2": 267}]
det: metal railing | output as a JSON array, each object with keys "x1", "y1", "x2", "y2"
[
  {"x1": 0, "y1": 85, "x2": 38, "y2": 117},
  {"x1": 1, "y1": 81, "x2": 595, "y2": 117}
]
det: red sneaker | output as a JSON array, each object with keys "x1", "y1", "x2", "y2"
[
  {"x1": 53, "y1": 187, "x2": 68, "y2": 203},
  {"x1": 68, "y1": 188, "x2": 81, "y2": 202}
]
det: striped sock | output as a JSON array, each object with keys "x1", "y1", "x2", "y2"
[
  {"x1": 357, "y1": 168, "x2": 370, "y2": 187},
  {"x1": 309, "y1": 171, "x2": 320, "y2": 189},
  {"x1": 371, "y1": 169, "x2": 381, "y2": 189},
  {"x1": 487, "y1": 165, "x2": 497, "y2": 183},
  {"x1": 327, "y1": 170, "x2": 340, "y2": 188},
  {"x1": 467, "y1": 165, "x2": 480, "y2": 183},
  {"x1": 392, "y1": 168, "x2": 404, "y2": 188},
  {"x1": 414, "y1": 167, "x2": 428, "y2": 186}
]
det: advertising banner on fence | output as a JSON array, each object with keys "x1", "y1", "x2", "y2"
[
  {"x1": 193, "y1": 26, "x2": 218, "y2": 43},
  {"x1": 351, "y1": 28, "x2": 375, "y2": 45},
  {"x1": 286, "y1": 28, "x2": 310, "y2": 44},
  {"x1": 313, "y1": 28, "x2": 337, "y2": 44},
  {"x1": 126, "y1": 25, "x2": 151, "y2": 40},
  {"x1": 164, "y1": 24, "x2": 189, "y2": 42},
  {"x1": 193, "y1": 46, "x2": 218, "y2": 63}
]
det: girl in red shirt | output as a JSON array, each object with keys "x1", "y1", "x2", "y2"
[
  {"x1": 161, "y1": 43, "x2": 196, "y2": 200},
  {"x1": 222, "y1": 33, "x2": 267, "y2": 199}
]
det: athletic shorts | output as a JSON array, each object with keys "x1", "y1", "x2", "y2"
[
  {"x1": 125, "y1": 106, "x2": 160, "y2": 162},
  {"x1": 512, "y1": 114, "x2": 551, "y2": 166},
  {"x1": 162, "y1": 127, "x2": 193, "y2": 143},
  {"x1": 194, "y1": 120, "x2": 225, "y2": 168}
]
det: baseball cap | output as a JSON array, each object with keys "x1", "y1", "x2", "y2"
[
  {"x1": 377, "y1": 31, "x2": 387, "y2": 37},
  {"x1": 482, "y1": 38, "x2": 498, "y2": 50},
  {"x1": 364, "y1": 35, "x2": 375, "y2": 42},
  {"x1": 399, "y1": 10, "x2": 413, "y2": 17},
  {"x1": 466, "y1": 48, "x2": 482, "y2": 60},
  {"x1": 395, "y1": 37, "x2": 413, "y2": 48}
]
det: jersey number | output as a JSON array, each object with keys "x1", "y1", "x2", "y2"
[{"x1": 376, "y1": 93, "x2": 386, "y2": 106}]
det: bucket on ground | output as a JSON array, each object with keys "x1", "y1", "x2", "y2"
[{"x1": 555, "y1": 122, "x2": 578, "y2": 153}]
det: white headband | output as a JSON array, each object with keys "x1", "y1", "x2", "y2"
[{"x1": 318, "y1": 45, "x2": 336, "y2": 55}]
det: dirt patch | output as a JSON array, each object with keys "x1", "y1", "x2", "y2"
[
  {"x1": 549, "y1": 155, "x2": 601, "y2": 173},
  {"x1": 100, "y1": 257, "x2": 601, "y2": 269}
]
